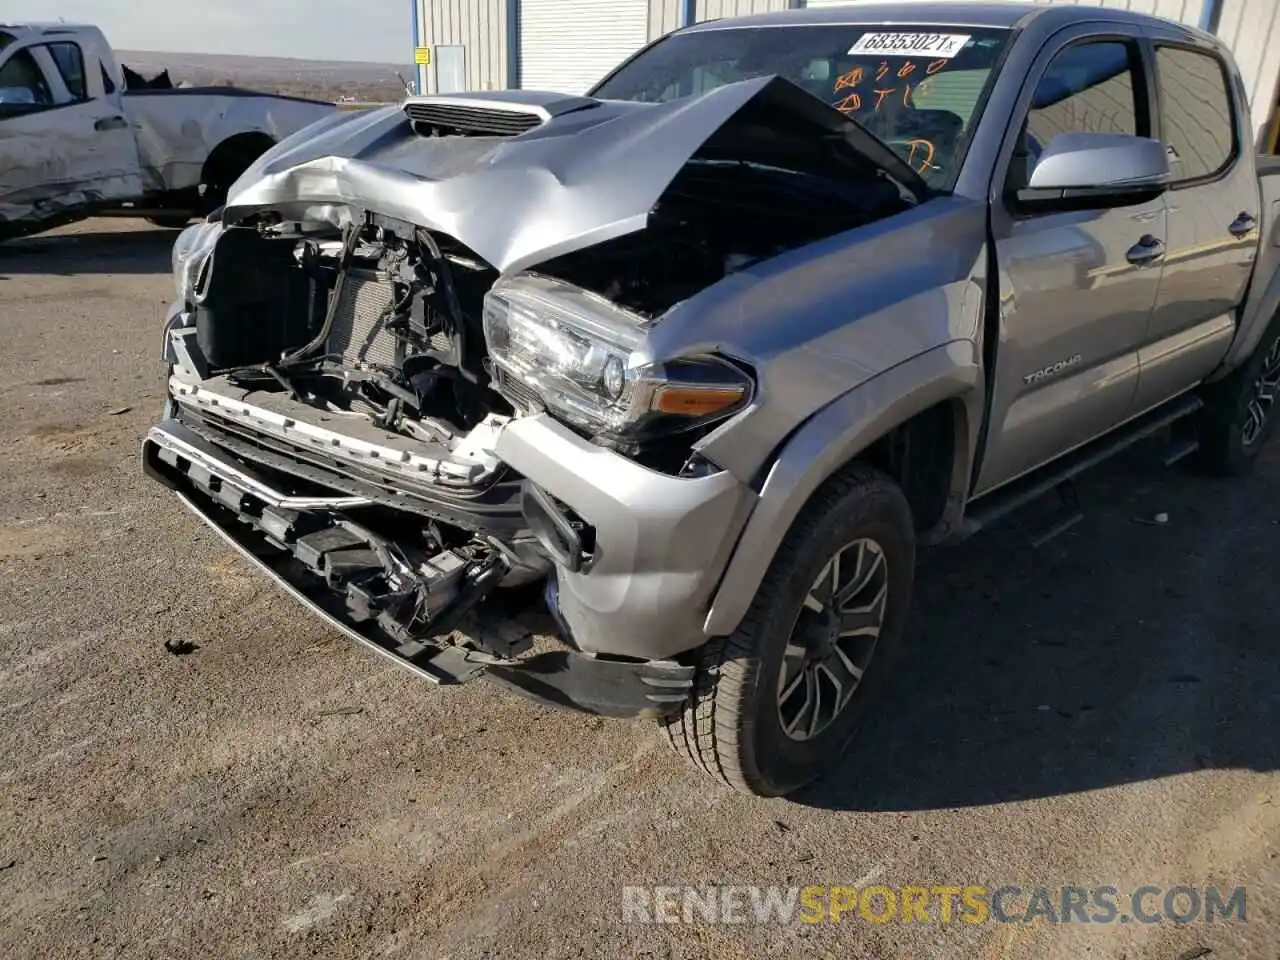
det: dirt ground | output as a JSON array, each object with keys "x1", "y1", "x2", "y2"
[{"x1": 0, "y1": 220, "x2": 1277, "y2": 959}]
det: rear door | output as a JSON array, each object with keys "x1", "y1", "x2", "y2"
[
  {"x1": 975, "y1": 25, "x2": 1166, "y2": 495},
  {"x1": 0, "y1": 36, "x2": 142, "y2": 221},
  {"x1": 1133, "y1": 35, "x2": 1257, "y2": 409}
]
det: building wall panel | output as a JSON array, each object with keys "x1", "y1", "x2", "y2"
[
  {"x1": 650, "y1": 0, "x2": 684, "y2": 40},
  {"x1": 1215, "y1": 0, "x2": 1280, "y2": 141},
  {"x1": 698, "y1": 0, "x2": 793, "y2": 22},
  {"x1": 417, "y1": 0, "x2": 507, "y2": 94}
]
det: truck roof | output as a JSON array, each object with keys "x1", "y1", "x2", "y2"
[
  {"x1": 0, "y1": 23, "x2": 101, "y2": 38},
  {"x1": 685, "y1": 1, "x2": 1208, "y2": 36}
]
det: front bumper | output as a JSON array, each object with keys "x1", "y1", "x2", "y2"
[
  {"x1": 142, "y1": 413, "x2": 752, "y2": 716},
  {"x1": 495, "y1": 414, "x2": 756, "y2": 660}
]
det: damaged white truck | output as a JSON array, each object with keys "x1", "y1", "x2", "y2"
[
  {"x1": 145, "y1": 3, "x2": 1280, "y2": 797},
  {"x1": 0, "y1": 23, "x2": 333, "y2": 238}
]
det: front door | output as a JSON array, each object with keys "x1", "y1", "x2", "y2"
[
  {"x1": 975, "y1": 29, "x2": 1166, "y2": 495},
  {"x1": 0, "y1": 38, "x2": 142, "y2": 225}
]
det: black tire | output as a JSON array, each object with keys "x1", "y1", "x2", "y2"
[
  {"x1": 146, "y1": 214, "x2": 192, "y2": 229},
  {"x1": 1197, "y1": 312, "x2": 1280, "y2": 476},
  {"x1": 662, "y1": 463, "x2": 916, "y2": 797}
]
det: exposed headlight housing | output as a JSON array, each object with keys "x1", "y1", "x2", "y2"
[
  {"x1": 482, "y1": 275, "x2": 752, "y2": 440},
  {"x1": 171, "y1": 219, "x2": 222, "y2": 304}
]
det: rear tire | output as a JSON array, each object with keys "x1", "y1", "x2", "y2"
[
  {"x1": 662, "y1": 464, "x2": 916, "y2": 797},
  {"x1": 1197, "y1": 312, "x2": 1280, "y2": 476}
]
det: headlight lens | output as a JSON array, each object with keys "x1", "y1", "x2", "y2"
[
  {"x1": 483, "y1": 275, "x2": 751, "y2": 438},
  {"x1": 171, "y1": 219, "x2": 222, "y2": 303}
]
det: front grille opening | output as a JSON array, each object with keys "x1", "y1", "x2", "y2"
[{"x1": 404, "y1": 102, "x2": 543, "y2": 138}]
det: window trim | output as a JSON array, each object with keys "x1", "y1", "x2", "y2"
[{"x1": 1150, "y1": 41, "x2": 1239, "y2": 191}]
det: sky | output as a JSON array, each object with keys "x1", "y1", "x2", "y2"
[{"x1": 4, "y1": 0, "x2": 411, "y2": 63}]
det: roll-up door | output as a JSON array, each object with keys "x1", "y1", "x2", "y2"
[{"x1": 519, "y1": 0, "x2": 649, "y2": 95}]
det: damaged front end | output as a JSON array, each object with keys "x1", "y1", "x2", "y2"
[{"x1": 145, "y1": 77, "x2": 920, "y2": 715}]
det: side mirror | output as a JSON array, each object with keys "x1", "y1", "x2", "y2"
[{"x1": 1018, "y1": 132, "x2": 1171, "y2": 210}]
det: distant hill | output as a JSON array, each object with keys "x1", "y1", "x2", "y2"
[{"x1": 116, "y1": 49, "x2": 413, "y2": 103}]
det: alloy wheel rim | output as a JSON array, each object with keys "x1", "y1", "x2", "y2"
[
  {"x1": 1243, "y1": 335, "x2": 1280, "y2": 449},
  {"x1": 776, "y1": 538, "x2": 889, "y2": 743}
]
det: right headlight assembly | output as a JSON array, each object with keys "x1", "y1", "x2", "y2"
[{"x1": 482, "y1": 275, "x2": 752, "y2": 441}]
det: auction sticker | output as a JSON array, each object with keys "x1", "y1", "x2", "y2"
[{"x1": 848, "y1": 32, "x2": 972, "y2": 58}]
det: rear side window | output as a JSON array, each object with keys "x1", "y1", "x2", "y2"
[
  {"x1": 1155, "y1": 46, "x2": 1235, "y2": 183},
  {"x1": 44, "y1": 41, "x2": 87, "y2": 99},
  {"x1": 101, "y1": 64, "x2": 117, "y2": 94}
]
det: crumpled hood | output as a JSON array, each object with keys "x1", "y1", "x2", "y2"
[{"x1": 223, "y1": 77, "x2": 926, "y2": 275}]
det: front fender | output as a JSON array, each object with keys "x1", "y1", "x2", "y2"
[{"x1": 702, "y1": 340, "x2": 982, "y2": 638}]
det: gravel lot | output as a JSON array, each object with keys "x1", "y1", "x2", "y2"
[{"x1": 1, "y1": 220, "x2": 1277, "y2": 959}]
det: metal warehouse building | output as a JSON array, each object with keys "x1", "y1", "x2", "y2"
[{"x1": 411, "y1": 0, "x2": 1280, "y2": 149}]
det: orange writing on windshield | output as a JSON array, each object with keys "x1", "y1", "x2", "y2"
[
  {"x1": 833, "y1": 92, "x2": 862, "y2": 113},
  {"x1": 834, "y1": 66, "x2": 864, "y2": 92},
  {"x1": 832, "y1": 60, "x2": 948, "y2": 113},
  {"x1": 906, "y1": 138, "x2": 936, "y2": 172}
]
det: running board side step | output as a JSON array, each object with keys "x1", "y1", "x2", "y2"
[{"x1": 959, "y1": 394, "x2": 1203, "y2": 542}]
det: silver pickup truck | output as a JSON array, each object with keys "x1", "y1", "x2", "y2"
[
  {"x1": 144, "y1": 2, "x2": 1280, "y2": 797},
  {"x1": 0, "y1": 23, "x2": 333, "y2": 238}
]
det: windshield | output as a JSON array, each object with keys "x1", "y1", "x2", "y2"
[{"x1": 593, "y1": 25, "x2": 1012, "y2": 189}]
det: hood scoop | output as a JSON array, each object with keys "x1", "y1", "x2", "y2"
[{"x1": 403, "y1": 91, "x2": 602, "y2": 138}]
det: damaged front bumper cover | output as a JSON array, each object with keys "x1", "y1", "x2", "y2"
[{"x1": 142, "y1": 420, "x2": 693, "y2": 718}]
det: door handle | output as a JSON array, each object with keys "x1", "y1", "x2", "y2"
[
  {"x1": 94, "y1": 115, "x2": 127, "y2": 131},
  {"x1": 1126, "y1": 235, "x2": 1165, "y2": 267},
  {"x1": 1229, "y1": 212, "x2": 1258, "y2": 238}
]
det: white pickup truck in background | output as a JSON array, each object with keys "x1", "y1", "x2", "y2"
[{"x1": 0, "y1": 23, "x2": 335, "y2": 238}]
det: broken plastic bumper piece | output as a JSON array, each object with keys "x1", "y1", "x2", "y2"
[{"x1": 141, "y1": 420, "x2": 693, "y2": 718}]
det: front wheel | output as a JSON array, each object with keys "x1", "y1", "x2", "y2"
[
  {"x1": 662, "y1": 464, "x2": 916, "y2": 797},
  {"x1": 1197, "y1": 313, "x2": 1280, "y2": 476}
]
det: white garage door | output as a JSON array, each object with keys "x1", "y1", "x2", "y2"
[{"x1": 519, "y1": 0, "x2": 649, "y2": 95}]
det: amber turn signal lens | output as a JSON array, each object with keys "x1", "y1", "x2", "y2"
[{"x1": 651, "y1": 384, "x2": 747, "y2": 417}]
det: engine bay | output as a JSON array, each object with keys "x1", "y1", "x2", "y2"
[
  {"x1": 191, "y1": 218, "x2": 506, "y2": 445},
  {"x1": 184, "y1": 147, "x2": 911, "y2": 472}
]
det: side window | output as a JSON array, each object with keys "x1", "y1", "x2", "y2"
[
  {"x1": 0, "y1": 50, "x2": 54, "y2": 107},
  {"x1": 101, "y1": 64, "x2": 117, "y2": 95},
  {"x1": 1010, "y1": 41, "x2": 1144, "y2": 190},
  {"x1": 1155, "y1": 46, "x2": 1235, "y2": 183},
  {"x1": 44, "y1": 42, "x2": 87, "y2": 100}
]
